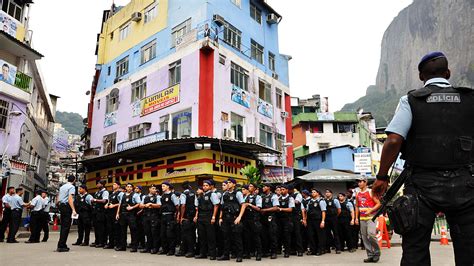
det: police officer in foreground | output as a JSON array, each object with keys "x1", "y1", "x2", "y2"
[
  {"x1": 104, "y1": 181, "x2": 123, "y2": 249},
  {"x1": 90, "y1": 180, "x2": 109, "y2": 248},
  {"x1": 73, "y1": 185, "x2": 93, "y2": 246},
  {"x1": 116, "y1": 183, "x2": 141, "y2": 252},
  {"x1": 178, "y1": 182, "x2": 196, "y2": 257},
  {"x1": 372, "y1": 52, "x2": 474, "y2": 266},
  {"x1": 304, "y1": 189, "x2": 327, "y2": 256},
  {"x1": 159, "y1": 181, "x2": 179, "y2": 256},
  {"x1": 277, "y1": 184, "x2": 295, "y2": 258},
  {"x1": 337, "y1": 192, "x2": 355, "y2": 252},
  {"x1": 40, "y1": 191, "x2": 51, "y2": 242},
  {"x1": 236, "y1": 184, "x2": 262, "y2": 261},
  {"x1": 288, "y1": 185, "x2": 304, "y2": 256},
  {"x1": 324, "y1": 189, "x2": 342, "y2": 254},
  {"x1": 56, "y1": 175, "x2": 77, "y2": 252},
  {"x1": 194, "y1": 180, "x2": 219, "y2": 260},
  {"x1": 260, "y1": 183, "x2": 279, "y2": 259},
  {"x1": 140, "y1": 184, "x2": 161, "y2": 254},
  {"x1": 134, "y1": 185, "x2": 145, "y2": 250},
  {"x1": 0, "y1": 186, "x2": 15, "y2": 242},
  {"x1": 26, "y1": 190, "x2": 45, "y2": 243}
]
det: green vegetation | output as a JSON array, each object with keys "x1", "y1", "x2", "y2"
[
  {"x1": 55, "y1": 111, "x2": 84, "y2": 135},
  {"x1": 240, "y1": 165, "x2": 261, "y2": 185}
]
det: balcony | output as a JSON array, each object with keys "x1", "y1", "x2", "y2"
[
  {"x1": 0, "y1": 77, "x2": 30, "y2": 103},
  {"x1": 14, "y1": 71, "x2": 32, "y2": 93}
]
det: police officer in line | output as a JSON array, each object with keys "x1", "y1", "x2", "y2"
[
  {"x1": 90, "y1": 180, "x2": 109, "y2": 248},
  {"x1": 260, "y1": 183, "x2": 279, "y2": 259},
  {"x1": 346, "y1": 190, "x2": 360, "y2": 250},
  {"x1": 177, "y1": 181, "x2": 196, "y2": 257},
  {"x1": 194, "y1": 180, "x2": 220, "y2": 260},
  {"x1": 304, "y1": 189, "x2": 327, "y2": 256},
  {"x1": 40, "y1": 191, "x2": 51, "y2": 242},
  {"x1": 140, "y1": 184, "x2": 161, "y2": 254},
  {"x1": 0, "y1": 186, "x2": 15, "y2": 242},
  {"x1": 134, "y1": 185, "x2": 146, "y2": 250},
  {"x1": 218, "y1": 178, "x2": 244, "y2": 262},
  {"x1": 73, "y1": 185, "x2": 93, "y2": 246},
  {"x1": 26, "y1": 190, "x2": 45, "y2": 243},
  {"x1": 7, "y1": 188, "x2": 30, "y2": 243},
  {"x1": 373, "y1": 52, "x2": 474, "y2": 265},
  {"x1": 301, "y1": 190, "x2": 311, "y2": 253},
  {"x1": 104, "y1": 181, "x2": 123, "y2": 249},
  {"x1": 56, "y1": 175, "x2": 76, "y2": 252},
  {"x1": 236, "y1": 184, "x2": 262, "y2": 261},
  {"x1": 337, "y1": 192, "x2": 356, "y2": 252},
  {"x1": 277, "y1": 184, "x2": 295, "y2": 258},
  {"x1": 159, "y1": 181, "x2": 179, "y2": 255},
  {"x1": 324, "y1": 189, "x2": 342, "y2": 254},
  {"x1": 289, "y1": 185, "x2": 304, "y2": 256},
  {"x1": 209, "y1": 180, "x2": 223, "y2": 258},
  {"x1": 116, "y1": 183, "x2": 141, "y2": 252}
]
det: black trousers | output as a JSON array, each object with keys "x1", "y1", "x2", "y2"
[
  {"x1": 105, "y1": 209, "x2": 116, "y2": 246},
  {"x1": 28, "y1": 211, "x2": 42, "y2": 242},
  {"x1": 401, "y1": 167, "x2": 474, "y2": 266},
  {"x1": 0, "y1": 208, "x2": 12, "y2": 240},
  {"x1": 77, "y1": 213, "x2": 91, "y2": 244},
  {"x1": 261, "y1": 215, "x2": 278, "y2": 255},
  {"x1": 307, "y1": 218, "x2": 326, "y2": 253},
  {"x1": 136, "y1": 214, "x2": 145, "y2": 247},
  {"x1": 220, "y1": 216, "x2": 243, "y2": 258},
  {"x1": 160, "y1": 214, "x2": 177, "y2": 253},
  {"x1": 197, "y1": 216, "x2": 216, "y2": 257},
  {"x1": 338, "y1": 217, "x2": 354, "y2": 250},
  {"x1": 92, "y1": 211, "x2": 106, "y2": 245},
  {"x1": 180, "y1": 219, "x2": 196, "y2": 254},
  {"x1": 143, "y1": 214, "x2": 159, "y2": 251},
  {"x1": 57, "y1": 204, "x2": 72, "y2": 248},
  {"x1": 119, "y1": 212, "x2": 137, "y2": 249},
  {"x1": 291, "y1": 215, "x2": 304, "y2": 252},
  {"x1": 243, "y1": 218, "x2": 262, "y2": 256},
  {"x1": 7, "y1": 209, "x2": 22, "y2": 242},
  {"x1": 277, "y1": 216, "x2": 293, "y2": 255},
  {"x1": 325, "y1": 216, "x2": 341, "y2": 251},
  {"x1": 40, "y1": 211, "x2": 49, "y2": 241}
]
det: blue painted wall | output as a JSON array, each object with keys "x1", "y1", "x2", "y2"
[{"x1": 297, "y1": 146, "x2": 355, "y2": 172}]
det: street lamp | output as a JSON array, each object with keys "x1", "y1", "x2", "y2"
[{"x1": 281, "y1": 142, "x2": 293, "y2": 183}]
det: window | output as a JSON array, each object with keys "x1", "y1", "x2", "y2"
[
  {"x1": 303, "y1": 158, "x2": 307, "y2": 168},
  {"x1": 131, "y1": 78, "x2": 146, "y2": 103},
  {"x1": 231, "y1": 62, "x2": 249, "y2": 91},
  {"x1": 258, "y1": 80, "x2": 272, "y2": 103},
  {"x1": 119, "y1": 23, "x2": 131, "y2": 41},
  {"x1": 169, "y1": 60, "x2": 181, "y2": 86},
  {"x1": 276, "y1": 88, "x2": 282, "y2": 109},
  {"x1": 172, "y1": 109, "x2": 192, "y2": 138},
  {"x1": 141, "y1": 40, "x2": 156, "y2": 64},
  {"x1": 2, "y1": 0, "x2": 23, "y2": 22},
  {"x1": 321, "y1": 152, "x2": 326, "y2": 162},
  {"x1": 259, "y1": 123, "x2": 273, "y2": 148},
  {"x1": 0, "y1": 99, "x2": 9, "y2": 130},
  {"x1": 250, "y1": 3, "x2": 262, "y2": 24},
  {"x1": 107, "y1": 66, "x2": 111, "y2": 76},
  {"x1": 159, "y1": 115, "x2": 169, "y2": 133},
  {"x1": 223, "y1": 23, "x2": 241, "y2": 50},
  {"x1": 231, "y1": 113, "x2": 244, "y2": 141},
  {"x1": 116, "y1": 56, "x2": 129, "y2": 78},
  {"x1": 251, "y1": 39, "x2": 264, "y2": 64},
  {"x1": 276, "y1": 133, "x2": 285, "y2": 151},
  {"x1": 103, "y1": 132, "x2": 117, "y2": 154},
  {"x1": 219, "y1": 54, "x2": 226, "y2": 65},
  {"x1": 333, "y1": 123, "x2": 357, "y2": 133},
  {"x1": 144, "y1": 4, "x2": 158, "y2": 23},
  {"x1": 128, "y1": 124, "x2": 144, "y2": 140},
  {"x1": 318, "y1": 142, "x2": 330, "y2": 150},
  {"x1": 231, "y1": 0, "x2": 241, "y2": 8},
  {"x1": 269, "y1": 52, "x2": 276, "y2": 71},
  {"x1": 171, "y1": 19, "x2": 191, "y2": 47},
  {"x1": 106, "y1": 89, "x2": 119, "y2": 113}
]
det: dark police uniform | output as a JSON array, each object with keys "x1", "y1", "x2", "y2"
[
  {"x1": 57, "y1": 182, "x2": 75, "y2": 250},
  {"x1": 74, "y1": 193, "x2": 93, "y2": 245},
  {"x1": 118, "y1": 192, "x2": 140, "y2": 251},
  {"x1": 290, "y1": 192, "x2": 304, "y2": 255},
  {"x1": 196, "y1": 190, "x2": 219, "y2": 258},
  {"x1": 179, "y1": 189, "x2": 196, "y2": 256},
  {"x1": 386, "y1": 78, "x2": 474, "y2": 265},
  {"x1": 242, "y1": 193, "x2": 262, "y2": 258},
  {"x1": 142, "y1": 193, "x2": 161, "y2": 253},
  {"x1": 40, "y1": 196, "x2": 51, "y2": 242},
  {"x1": 277, "y1": 194, "x2": 295, "y2": 257},
  {"x1": 220, "y1": 190, "x2": 244, "y2": 260},
  {"x1": 337, "y1": 200, "x2": 354, "y2": 251},
  {"x1": 0, "y1": 193, "x2": 13, "y2": 242},
  {"x1": 27, "y1": 194, "x2": 44, "y2": 243},
  {"x1": 301, "y1": 196, "x2": 311, "y2": 252},
  {"x1": 159, "y1": 191, "x2": 179, "y2": 255},
  {"x1": 324, "y1": 198, "x2": 341, "y2": 252},
  {"x1": 260, "y1": 192, "x2": 279, "y2": 257},
  {"x1": 91, "y1": 188, "x2": 108, "y2": 247},
  {"x1": 136, "y1": 193, "x2": 145, "y2": 249},
  {"x1": 106, "y1": 190, "x2": 122, "y2": 248},
  {"x1": 306, "y1": 197, "x2": 327, "y2": 255}
]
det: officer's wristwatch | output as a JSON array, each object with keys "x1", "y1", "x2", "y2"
[{"x1": 376, "y1": 174, "x2": 390, "y2": 181}]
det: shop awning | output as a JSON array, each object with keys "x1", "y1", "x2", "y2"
[{"x1": 297, "y1": 169, "x2": 374, "y2": 183}]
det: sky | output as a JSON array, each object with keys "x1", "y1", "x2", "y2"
[{"x1": 30, "y1": 0, "x2": 413, "y2": 117}]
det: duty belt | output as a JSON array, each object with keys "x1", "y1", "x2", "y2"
[{"x1": 161, "y1": 212, "x2": 174, "y2": 215}]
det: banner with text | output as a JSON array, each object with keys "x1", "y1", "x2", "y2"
[{"x1": 141, "y1": 84, "x2": 180, "y2": 116}]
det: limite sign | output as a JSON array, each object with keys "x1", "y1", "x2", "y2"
[{"x1": 354, "y1": 147, "x2": 371, "y2": 173}]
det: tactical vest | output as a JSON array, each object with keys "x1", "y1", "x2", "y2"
[
  {"x1": 222, "y1": 190, "x2": 240, "y2": 218},
  {"x1": 93, "y1": 189, "x2": 106, "y2": 212},
  {"x1": 198, "y1": 191, "x2": 214, "y2": 218},
  {"x1": 291, "y1": 192, "x2": 302, "y2": 218},
  {"x1": 243, "y1": 194, "x2": 259, "y2": 220},
  {"x1": 261, "y1": 193, "x2": 275, "y2": 216},
  {"x1": 109, "y1": 191, "x2": 121, "y2": 205},
  {"x1": 402, "y1": 85, "x2": 474, "y2": 169},
  {"x1": 143, "y1": 194, "x2": 159, "y2": 217},
  {"x1": 182, "y1": 190, "x2": 196, "y2": 219},
  {"x1": 160, "y1": 192, "x2": 175, "y2": 214},
  {"x1": 75, "y1": 194, "x2": 92, "y2": 214},
  {"x1": 120, "y1": 192, "x2": 135, "y2": 213},
  {"x1": 307, "y1": 199, "x2": 322, "y2": 220},
  {"x1": 302, "y1": 197, "x2": 311, "y2": 209},
  {"x1": 277, "y1": 195, "x2": 291, "y2": 219},
  {"x1": 339, "y1": 201, "x2": 351, "y2": 219},
  {"x1": 325, "y1": 199, "x2": 338, "y2": 217}
]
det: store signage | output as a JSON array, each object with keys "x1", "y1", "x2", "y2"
[
  {"x1": 354, "y1": 147, "x2": 372, "y2": 173},
  {"x1": 141, "y1": 84, "x2": 180, "y2": 116},
  {"x1": 117, "y1": 132, "x2": 167, "y2": 152}
]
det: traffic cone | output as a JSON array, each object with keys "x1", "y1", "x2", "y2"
[
  {"x1": 377, "y1": 216, "x2": 391, "y2": 248},
  {"x1": 52, "y1": 216, "x2": 59, "y2": 231},
  {"x1": 440, "y1": 226, "x2": 449, "y2": 245}
]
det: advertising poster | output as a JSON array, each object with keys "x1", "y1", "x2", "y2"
[
  {"x1": 257, "y1": 98, "x2": 273, "y2": 118},
  {"x1": 141, "y1": 84, "x2": 180, "y2": 116},
  {"x1": 104, "y1": 111, "x2": 117, "y2": 127},
  {"x1": 131, "y1": 101, "x2": 141, "y2": 117},
  {"x1": 0, "y1": 59, "x2": 17, "y2": 85},
  {"x1": 0, "y1": 10, "x2": 17, "y2": 38},
  {"x1": 231, "y1": 85, "x2": 250, "y2": 108}
]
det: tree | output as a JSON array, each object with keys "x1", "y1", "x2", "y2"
[{"x1": 240, "y1": 165, "x2": 261, "y2": 185}]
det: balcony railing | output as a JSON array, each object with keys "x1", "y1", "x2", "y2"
[{"x1": 14, "y1": 71, "x2": 32, "y2": 93}]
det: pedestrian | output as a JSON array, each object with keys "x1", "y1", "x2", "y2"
[
  {"x1": 355, "y1": 176, "x2": 380, "y2": 263},
  {"x1": 177, "y1": 181, "x2": 196, "y2": 257},
  {"x1": 26, "y1": 190, "x2": 44, "y2": 243},
  {"x1": 134, "y1": 185, "x2": 145, "y2": 250},
  {"x1": 260, "y1": 183, "x2": 279, "y2": 259},
  {"x1": 159, "y1": 181, "x2": 179, "y2": 256},
  {"x1": 90, "y1": 180, "x2": 109, "y2": 248},
  {"x1": 56, "y1": 175, "x2": 77, "y2": 252},
  {"x1": 72, "y1": 185, "x2": 93, "y2": 246},
  {"x1": 288, "y1": 185, "x2": 304, "y2": 256},
  {"x1": 218, "y1": 178, "x2": 244, "y2": 262},
  {"x1": 324, "y1": 189, "x2": 342, "y2": 254},
  {"x1": 277, "y1": 184, "x2": 295, "y2": 258},
  {"x1": 337, "y1": 192, "x2": 356, "y2": 252},
  {"x1": 372, "y1": 51, "x2": 474, "y2": 265},
  {"x1": 140, "y1": 184, "x2": 161, "y2": 254},
  {"x1": 0, "y1": 186, "x2": 15, "y2": 242},
  {"x1": 40, "y1": 191, "x2": 50, "y2": 242},
  {"x1": 304, "y1": 188, "x2": 326, "y2": 256},
  {"x1": 116, "y1": 183, "x2": 141, "y2": 252},
  {"x1": 237, "y1": 184, "x2": 262, "y2": 261},
  {"x1": 104, "y1": 181, "x2": 123, "y2": 249},
  {"x1": 194, "y1": 180, "x2": 219, "y2": 260}
]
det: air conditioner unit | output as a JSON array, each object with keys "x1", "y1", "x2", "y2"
[
  {"x1": 223, "y1": 128, "x2": 234, "y2": 139},
  {"x1": 281, "y1": 111, "x2": 289, "y2": 118},
  {"x1": 213, "y1": 14, "x2": 225, "y2": 26},
  {"x1": 267, "y1": 13, "x2": 279, "y2": 24},
  {"x1": 247, "y1": 136, "x2": 256, "y2": 144},
  {"x1": 272, "y1": 72, "x2": 279, "y2": 80},
  {"x1": 131, "y1": 12, "x2": 142, "y2": 22}
]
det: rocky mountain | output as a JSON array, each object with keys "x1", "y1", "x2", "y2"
[
  {"x1": 55, "y1": 111, "x2": 84, "y2": 135},
  {"x1": 342, "y1": 0, "x2": 474, "y2": 127}
]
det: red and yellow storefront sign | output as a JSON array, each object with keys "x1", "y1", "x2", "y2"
[
  {"x1": 141, "y1": 84, "x2": 180, "y2": 116},
  {"x1": 85, "y1": 150, "x2": 255, "y2": 189}
]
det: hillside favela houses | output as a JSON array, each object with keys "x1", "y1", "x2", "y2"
[
  {"x1": 0, "y1": 0, "x2": 57, "y2": 202},
  {"x1": 82, "y1": 0, "x2": 293, "y2": 190}
]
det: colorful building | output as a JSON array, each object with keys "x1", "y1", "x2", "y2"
[{"x1": 83, "y1": 0, "x2": 293, "y2": 189}]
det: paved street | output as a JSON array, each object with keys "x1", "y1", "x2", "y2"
[{"x1": 0, "y1": 231, "x2": 455, "y2": 265}]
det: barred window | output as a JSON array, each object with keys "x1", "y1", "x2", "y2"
[
  {"x1": 230, "y1": 62, "x2": 249, "y2": 91},
  {"x1": 0, "y1": 99, "x2": 9, "y2": 130},
  {"x1": 116, "y1": 56, "x2": 129, "y2": 78},
  {"x1": 169, "y1": 60, "x2": 181, "y2": 86},
  {"x1": 128, "y1": 124, "x2": 144, "y2": 140},
  {"x1": 223, "y1": 23, "x2": 241, "y2": 51}
]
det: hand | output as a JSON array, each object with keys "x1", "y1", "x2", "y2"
[
  {"x1": 146, "y1": 203, "x2": 152, "y2": 208},
  {"x1": 211, "y1": 217, "x2": 216, "y2": 225},
  {"x1": 126, "y1": 205, "x2": 133, "y2": 211},
  {"x1": 234, "y1": 217, "x2": 241, "y2": 225},
  {"x1": 355, "y1": 219, "x2": 359, "y2": 225},
  {"x1": 116, "y1": 214, "x2": 120, "y2": 221},
  {"x1": 372, "y1": 180, "x2": 389, "y2": 199},
  {"x1": 302, "y1": 220, "x2": 307, "y2": 227},
  {"x1": 320, "y1": 221, "x2": 325, "y2": 229},
  {"x1": 366, "y1": 208, "x2": 373, "y2": 215},
  {"x1": 193, "y1": 216, "x2": 197, "y2": 223},
  {"x1": 72, "y1": 211, "x2": 77, "y2": 217},
  {"x1": 219, "y1": 218, "x2": 223, "y2": 226},
  {"x1": 350, "y1": 220, "x2": 355, "y2": 226},
  {"x1": 104, "y1": 204, "x2": 109, "y2": 209}
]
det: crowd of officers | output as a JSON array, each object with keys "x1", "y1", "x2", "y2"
[{"x1": 69, "y1": 177, "x2": 363, "y2": 262}]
